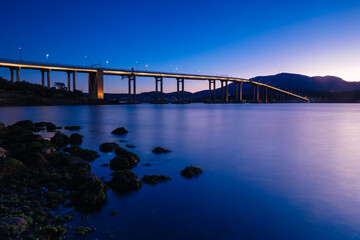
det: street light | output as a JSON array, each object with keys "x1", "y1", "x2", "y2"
[
  {"x1": 19, "y1": 47, "x2": 22, "y2": 62},
  {"x1": 175, "y1": 67, "x2": 178, "y2": 73},
  {"x1": 46, "y1": 54, "x2": 49, "y2": 63},
  {"x1": 145, "y1": 64, "x2": 148, "y2": 71},
  {"x1": 106, "y1": 60, "x2": 109, "y2": 68}
]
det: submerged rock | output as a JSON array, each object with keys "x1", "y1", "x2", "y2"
[
  {"x1": 141, "y1": 175, "x2": 171, "y2": 185},
  {"x1": 152, "y1": 147, "x2": 171, "y2": 154},
  {"x1": 63, "y1": 146, "x2": 99, "y2": 161},
  {"x1": 111, "y1": 127, "x2": 128, "y2": 135},
  {"x1": 50, "y1": 132, "x2": 69, "y2": 148},
  {"x1": 180, "y1": 166, "x2": 202, "y2": 178},
  {"x1": 69, "y1": 133, "x2": 83, "y2": 145},
  {"x1": 99, "y1": 142, "x2": 118, "y2": 153},
  {"x1": 110, "y1": 147, "x2": 140, "y2": 170},
  {"x1": 0, "y1": 158, "x2": 26, "y2": 180},
  {"x1": 110, "y1": 170, "x2": 142, "y2": 192},
  {"x1": 64, "y1": 126, "x2": 81, "y2": 130}
]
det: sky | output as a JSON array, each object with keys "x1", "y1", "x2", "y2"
[{"x1": 0, "y1": 0, "x2": 360, "y2": 93}]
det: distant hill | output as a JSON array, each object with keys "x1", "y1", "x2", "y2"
[{"x1": 251, "y1": 73, "x2": 360, "y2": 92}]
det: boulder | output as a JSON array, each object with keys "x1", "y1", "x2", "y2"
[
  {"x1": 99, "y1": 142, "x2": 118, "y2": 153},
  {"x1": 71, "y1": 178, "x2": 107, "y2": 211},
  {"x1": 152, "y1": 146, "x2": 171, "y2": 154},
  {"x1": 0, "y1": 122, "x2": 8, "y2": 139},
  {"x1": 180, "y1": 166, "x2": 202, "y2": 178},
  {"x1": 41, "y1": 146, "x2": 58, "y2": 158},
  {"x1": 69, "y1": 133, "x2": 83, "y2": 145},
  {"x1": 50, "y1": 132, "x2": 69, "y2": 148},
  {"x1": 110, "y1": 170, "x2": 142, "y2": 192},
  {"x1": 0, "y1": 147, "x2": 8, "y2": 159},
  {"x1": 64, "y1": 126, "x2": 81, "y2": 130},
  {"x1": 34, "y1": 121, "x2": 60, "y2": 131},
  {"x1": 63, "y1": 147, "x2": 99, "y2": 161},
  {"x1": 111, "y1": 127, "x2": 128, "y2": 135},
  {"x1": 22, "y1": 152, "x2": 49, "y2": 168},
  {"x1": 0, "y1": 158, "x2": 26, "y2": 181},
  {"x1": 5, "y1": 126, "x2": 33, "y2": 144},
  {"x1": 141, "y1": 175, "x2": 171, "y2": 185},
  {"x1": 13, "y1": 120, "x2": 34, "y2": 129},
  {"x1": 110, "y1": 147, "x2": 140, "y2": 170}
]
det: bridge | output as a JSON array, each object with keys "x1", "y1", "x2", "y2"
[{"x1": 0, "y1": 58, "x2": 309, "y2": 103}]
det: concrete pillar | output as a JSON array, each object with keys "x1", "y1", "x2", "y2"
[
  {"x1": 128, "y1": 76, "x2": 131, "y2": 103},
  {"x1": 41, "y1": 71, "x2": 45, "y2": 87},
  {"x1": 9, "y1": 68, "x2": 13, "y2": 82},
  {"x1": 213, "y1": 80, "x2": 216, "y2": 100},
  {"x1": 88, "y1": 70, "x2": 104, "y2": 99},
  {"x1": 155, "y1": 77, "x2": 163, "y2": 102},
  {"x1": 177, "y1": 78, "x2": 180, "y2": 101},
  {"x1": 221, "y1": 81, "x2": 224, "y2": 102},
  {"x1": 16, "y1": 68, "x2": 20, "y2": 82},
  {"x1": 73, "y1": 72, "x2": 76, "y2": 91},
  {"x1": 235, "y1": 83, "x2": 239, "y2": 102},
  {"x1": 133, "y1": 75, "x2": 136, "y2": 103},
  {"x1": 182, "y1": 78, "x2": 184, "y2": 101},
  {"x1": 225, "y1": 81, "x2": 229, "y2": 103},
  {"x1": 208, "y1": 80, "x2": 211, "y2": 101},
  {"x1": 47, "y1": 71, "x2": 50, "y2": 88},
  {"x1": 127, "y1": 75, "x2": 136, "y2": 103},
  {"x1": 265, "y1": 87, "x2": 268, "y2": 103},
  {"x1": 253, "y1": 85, "x2": 256, "y2": 102},
  {"x1": 67, "y1": 72, "x2": 71, "y2": 91},
  {"x1": 240, "y1": 82, "x2": 243, "y2": 102},
  {"x1": 256, "y1": 85, "x2": 260, "y2": 103}
]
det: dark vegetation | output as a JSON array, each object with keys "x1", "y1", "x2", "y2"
[{"x1": 0, "y1": 121, "x2": 202, "y2": 239}]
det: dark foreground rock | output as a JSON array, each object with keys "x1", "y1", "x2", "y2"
[
  {"x1": 152, "y1": 147, "x2": 171, "y2": 154},
  {"x1": 141, "y1": 175, "x2": 171, "y2": 185},
  {"x1": 64, "y1": 126, "x2": 81, "y2": 131},
  {"x1": 69, "y1": 133, "x2": 83, "y2": 145},
  {"x1": 110, "y1": 170, "x2": 142, "y2": 192},
  {"x1": 111, "y1": 127, "x2": 128, "y2": 135},
  {"x1": 99, "y1": 142, "x2": 118, "y2": 153},
  {"x1": 180, "y1": 166, "x2": 202, "y2": 178},
  {"x1": 110, "y1": 147, "x2": 140, "y2": 170},
  {"x1": 0, "y1": 158, "x2": 26, "y2": 180},
  {"x1": 50, "y1": 132, "x2": 69, "y2": 148},
  {"x1": 63, "y1": 147, "x2": 99, "y2": 161}
]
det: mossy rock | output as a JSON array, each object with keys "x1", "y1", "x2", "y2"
[
  {"x1": 5, "y1": 126, "x2": 33, "y2": 144},
  {"x1": 110, "y1": 170, "x2": 142, "y2": 192},
  {"x1": 71, "y1": 178, "x2": 107, "y2": 211},
  {"x1": 111, "y1": 127, "x2": 128, "y2": 135},
  {"x1": 63, "y1": 147, "x2": 99, "y2": 161},
  {"x1": 111, "y1": 147, "x2": 140, "y2": 170},
  {"x1": 152, "y1": 147, "x2": 171, "y2": 154},
  {"x1": 141, "y1": 175, "x2": 171, "y2": 185},
  {"x1": 99, "y1": 142, "x2": 118, "y2": 153},
  {"x1": 180, "y1": 166, "x2": 202, "y2": 178},
  {"x1": 69, "y1": 133, "x2": 83, "y2": 145},
  {"x1": 64, "y1": 126, "x2": 81, "y2": 131},
  {"x1": 0, "y1": 158, "x2": 26, "y2": 180},
  {"x1": 50, "y1": 132, "x2": 69, "y2": 148},
  {"x1": 21, "y1": 152, "x2": 49, "y2": 168},
  {"x1": 13, "y1": 120, "x2": 34, "y2": 129}
]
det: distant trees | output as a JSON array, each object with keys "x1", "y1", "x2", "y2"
[{"x1": 54, "y1": 82, "x2": 67, "y2": 91}]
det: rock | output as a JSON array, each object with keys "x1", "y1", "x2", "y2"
[
  {"x1": 141, "y1": 175, "x2": 171, "y2": 185},
  {"x1": 0, "y1": 122, "x2": 8, "y2": 139},
  {"x1": 13, "y1": 120, "x2": 34, "y2": 129},
  {"x1": 69, "y1": 133, "x2": 83, "y2": 145},
  {"x1": 5, "y1": 126, "x2": 33, "y2": 144},
  {"x1": 180, "y1": 166, "x2": 202, "y2": 178},
  {"x1": 0, "y1": 147, "x2": 8, "y2": 159},
  {"x1": 110, "y1": 170, "x2": 142, "y2": 192},
  {"x1": 66, "y1": 156, "x2": 89, "y2": 166},
  {"x1": 5, "y1": 143, "x2": 27, "y2": 158},
  {"x1": 152, "y1": 147, "x2": 171, "y2": 154},
  {"x1": 50, "y1": 132, "x2": 69, "y2": 148},
  {"x1": 23, "y1": 152, "x2": 49, "y2": 168},
  {"x1": 111, "y1": 127, "x2": 128, "y2": 135},
  {"x1": 64, "y1": 126, "x2": 81, "y2": 130},
  {"x1": 63, "y1": 147, "x2": 99, "y2": 161},
  {"x1": 34, "y1": 121, "x2": 61, "y2": 131},
  {"x1": 41, "y1": 146, "x2": 58, "y2": 158},
  {"x1": 75, "y1": 226, "x2": 95, "y2": 237},
  {"x1": 0, "y1": 158, "x2": 26, "y2": 181},
  {"x1": 125, "y1": 144, "x2": 135, "y2": 148},
  {"x1": 110, "y1": 147, "x2": 140, "y2": 170},
  {"x1": 0, "y1": 122, "x2": 5, "y2": 132},
  {"x1": 99, "y1": 142, "x2": 118, "y2": 153},
  {"x1": 101, "y1": 163, "x2": 109, "y2": 167},
  {"x1": 71, "y1": 178, "x2": 107, "y2": 211}
]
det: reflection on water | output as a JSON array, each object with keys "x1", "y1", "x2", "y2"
[{"x1": 1, "y1": 104, "x2": 360, "y2": 239}]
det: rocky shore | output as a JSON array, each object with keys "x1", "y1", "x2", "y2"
[{"x1": 0, "y1": 120, "x2": 202, "y2": 239}]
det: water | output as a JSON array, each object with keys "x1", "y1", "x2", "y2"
[{"x1": 1, "y1": 103, "x2": 360, "y2": 239}]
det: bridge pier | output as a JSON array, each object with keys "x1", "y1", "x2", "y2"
[
  {"x1": 208, "y1": 79, "x2": 216, "y2": 102},
  {"x1": 221, "y1": 81, "x2": 224, "y2": 102},
  {"x1": 234, "y1": 82, "x2": 243, "y2": 102},
  {"x1": 9, "y1": 68, "x2": 14, "y2": 82},
  {"x1": 67, "y1": 72, "x2": 71, "y2": 91},
  {"x1": 155, "y1": 76, "x2": 163, "y2": 103},
  {"x1": 88, "y1": 69, "x2": 104, "y2": 99},
  {"x1": 41, "y1": 71, "x2": 45, "y2": 87},
  {"x1": 47, "y1": 71, "x2": 50, "y2": 88},
  {"x1": 225, "y1": 80, "x2": 229, "y2": 103},
  {"x1": 73, "y1": 72, "x2": 76, "y2": 91},
  {"x1": 16, "y1": 68, "x2": 20, "y2": 82},
  {"x1": 128, "y1": 74, "x2": 136, "y2": 103},
  {"x1": 256, "y1": 85, "x2": 260, "y2": 103},
  {"x1": 177, "y1": 78, "x2": 185, "y2": 102}
]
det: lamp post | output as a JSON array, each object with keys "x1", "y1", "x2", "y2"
[
  {"x1": 106, "y1": 60, "x2": 109, "y2": 68},
  {"x1": 19, "y1": 47, "x2": 22, "y2": 62},
  {"x1": 145, "y1": 64, "x2": 148, "y2": 71},
  {"x1": 175, "y1": 67, "x2": 178, "y2": 73},
  {"x1": 46, "y1": 54, "x2": 49, "y2": 63}
]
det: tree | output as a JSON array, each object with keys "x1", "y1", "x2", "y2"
[{"x1": 54, "y1": 82, "x2": 67, "y2": 91}]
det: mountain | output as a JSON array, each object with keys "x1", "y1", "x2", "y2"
[{"x1": 251, "y1": 73, "x2": 360, "y2": 92}]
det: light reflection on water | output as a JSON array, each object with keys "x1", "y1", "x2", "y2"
[{"x1": 1, "y1": 103, "x2": 360, "y2": 239}]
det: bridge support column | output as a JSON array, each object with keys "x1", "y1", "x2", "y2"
[
  {"x1": 265, "y1": 87, "x2": 268, "y2": 103},
  {"x1": 73, "y1": 72, "x2": 76, "y2": 91},
  {"x1": 155, "y1": 77, "x2": 163, "y2": 103},
  {"x1": 221, "y1": 81, "x2": 224, "y2": 102},
  {"x1": 208, "y1": 79, "x2": 216, "y2": 102},
  {"x1": 67, "y1": 72, "x2": 71, "y2": 91},
  {"x1": 9, "y1": 68, "x2": 14, "y2": 82},
  {"x1": 47, "y1": 71, "x2": 50, "y2": 88},
  {"x1": 225, "y1": 80, "x2": 229, "y2": 103},
  {"x1": 235, "y1": 83, "x2": 239, "y2": 102},
  {"x1": 41, "y1": 71, "x2": 45, "y2": 87},
  {"x1": 256, "y1": 85, "x2": 260, "y2": 103},
  {"x1": 16, "y1": 68, "x2": 20, "y2": 82},
  {"x1": 177, "y1": 78, "x2": 185, "y2": 102},
  {"x1": 128, "y1": 74, "x2": 136, "y2": 103},
  {"x1": 240, "y1": 82, "x2": 243, "y2": 102},
  {"x1": 88, "y1": 70, "x2": 104, "y2": 99}
]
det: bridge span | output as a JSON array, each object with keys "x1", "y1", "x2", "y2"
[{"x1": 0, "y1": 59, "x2": 309, "y2": 103}]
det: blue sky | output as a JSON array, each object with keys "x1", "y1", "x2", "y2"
[{"x1": 0, "y1": 0, "x2": 359, "y2": 93}]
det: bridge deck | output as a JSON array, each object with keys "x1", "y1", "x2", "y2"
[{"x1": 0, "y1": 58, "x2": 308, "y2": 101}]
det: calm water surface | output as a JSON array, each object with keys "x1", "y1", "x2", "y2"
[{"x1": 1, "y1": 103, "x2": 360, "y2": 239}]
